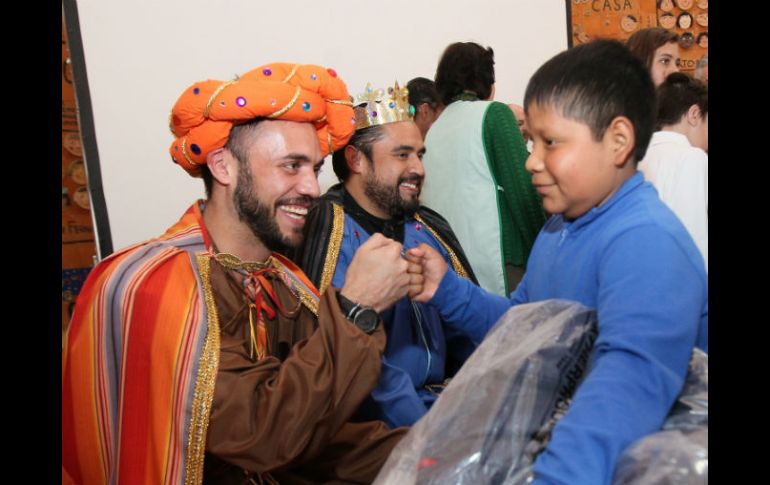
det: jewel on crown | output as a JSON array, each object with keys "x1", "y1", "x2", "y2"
[{"x1": 352, "y1": 82, "x2": 414, "y2": 130}]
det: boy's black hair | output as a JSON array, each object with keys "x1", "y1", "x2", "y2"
[
  {"x1": 434, "y1": 42, "x2": 495, "y2": 106},
  {"x1": 523, "y1": 40, "x2": 656, "y2": 164},
  {"x1": 655, "y1": 72, "x2": 708, "y2": 129}
]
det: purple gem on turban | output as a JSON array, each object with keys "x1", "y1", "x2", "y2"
[
  {"x1": 193, "y1": 87, "x2": 200, "y2": 95},
  {"x1": 351, "y1": 117, "x2": 356, "y2": 124},
  {"x1": 190, "y1": 144, "x2": 201, "y2": 155},
  {"x1": 236, "y1": 96, "x2": 247, "y2": 107},
  {"x1": 302, "y1": 101, "x2": 311, "y2": 112},
  {"x1": 263, "y1": 67, "x2": 272, "y2": 76},
  {"x1": 311, "y1": 73, "x2": 317, "y2": 81},
  {"x1": 388, "y1": 87, "x2": 394, "y2": 94},
  {"x1": 371, "y1": 111, "x2": 378, "y2": 118},
  {"x1": 327, "y1": 68, "x2": 337, "y2": 77}
]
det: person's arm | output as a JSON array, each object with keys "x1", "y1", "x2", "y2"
[
  {"x1": 482, "y1": 102, "x2": 546, "y2": 267},
  {"x1": 207, "y1": 286, "x2": 388, "y2": 472},
  {"x1": 408, "y1": 243, "x2": 512, "y2": 342},
  {"x1": 531, "y1": 226, "x2": 706, "y2": 485},
  {"x1": 207, "y1": 234, "x2": 411, "y2": 472}
]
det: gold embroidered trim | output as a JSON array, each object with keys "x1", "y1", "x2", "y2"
[
  {"x1": 185, "y1": 255, "x2": 222, "y2": 485},
  {"x1": 320, "y1": 203, "x2": 345, "y2": 293},
  {"x1": 295, "y1": 285, "x2": 319, "y2": 316},
  {"x1": 214, "y1": 252, "x2": 271, "y2": 273},
  {"x1": 415, "y1": 214, "x2": 470, "y2": 279},
  {"x1": 282, "y1": 64, "x2": 300, "y2": 83},
  {"x1": 325, "y1": 98, "x2": 354, "y2": 107},
  {"x1": 268, "y1": 259, "x2": 319, "y2": 316},
  {"x1": 204, "y1": 80, "x2": 237, "y2": 118},
  {"x1": 181, "y1": 137, "x2": 202, "y2": 167},
  {"x1": 327, "y1": 130, "x2": 333, "y2": 155},
  {"x1": 268, "y1": 86, "x2": 301, "y2": 119}
]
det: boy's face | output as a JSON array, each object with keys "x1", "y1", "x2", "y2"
[{"x1": 525, "y1": 103, "x2": 629, "y2": 220}]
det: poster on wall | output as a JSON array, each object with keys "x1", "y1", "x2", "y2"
[
  {"x1": 62, "y1": 18, "x2": 97, "y2": 331},
  {"x1": 567, "y1": 0, "x2": 708, "y2": 75}
]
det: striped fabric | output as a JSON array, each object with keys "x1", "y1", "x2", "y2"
[
  {"x1": 62, "y1": 202, "x2": 320, "y2": 485},
  {"x1": 63, "y1": 203, "x2": 210, "y2": 485}
]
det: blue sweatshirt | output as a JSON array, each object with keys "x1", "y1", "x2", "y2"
[
  {"x1": 332, "y1": 214, "x2": 478, "y2": 428},
  {"x1": 431, "y1": 172, "x2": 708, "y2": 485}
]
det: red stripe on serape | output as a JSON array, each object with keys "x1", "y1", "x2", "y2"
[
  {"x1": 117, "y1": 252, "x2": 197, "y2": 485},
  {"x1": 63, "y1": 255, "x2": 125, "y2": 485}
]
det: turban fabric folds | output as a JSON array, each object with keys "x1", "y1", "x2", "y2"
[{"x1": 169, "y1": 63, "x2": 354, "y2": 176}]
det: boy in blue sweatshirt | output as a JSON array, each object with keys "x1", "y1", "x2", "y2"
[{"x1": 406, "y1": 40, "x2": 708, "y2": 485}]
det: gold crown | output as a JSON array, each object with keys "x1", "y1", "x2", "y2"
[{"x1": 352, "y1": 82, "x2": 414, "y2": 130}]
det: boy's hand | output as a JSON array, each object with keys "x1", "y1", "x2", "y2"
[
  {"x1": 405, "y1": 243, "x2": 448, "y2": 302},
  {"x1": 342, "y1": 233, "x2": 409, "y2": 313},
  {"x1": 406, "y1": 249, "x2": 425, "y2": 299}
]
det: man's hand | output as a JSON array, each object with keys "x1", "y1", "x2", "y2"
[
  {"x1": 341, "y1": 233, "x2": 409, "y2": 313},
  {"x1": 405, "y1": 243, "x2": 448, "y2": 302}
]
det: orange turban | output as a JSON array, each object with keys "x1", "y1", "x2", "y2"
[{"x1": 169, "y1": 63, "x2": 355, "y2": 176}]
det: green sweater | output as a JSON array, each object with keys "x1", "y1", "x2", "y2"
[{"x1": 482, "y1": 101, "x2": 546, "y2": 267}]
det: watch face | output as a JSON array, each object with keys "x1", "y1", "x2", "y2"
[{"x1": 354, "y1": 309, "x2": 379, "y2": 334}]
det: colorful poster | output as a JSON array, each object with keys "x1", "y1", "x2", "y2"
[
  {"x1": 656, "y1": 0, "x2": 708, "y2": 74},
  {"x1": 569, "y1": 0, "x2": 659, "y2": 46},
  {"x1": 568, "y1": 0, "x2": 708, "y2": 75},
  {"x1": 62, "y1": 17, "x2": 96, "y2": 330}
]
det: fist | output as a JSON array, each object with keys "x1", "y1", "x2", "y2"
[{"x1": 341, "y1": 233, "x2": 410, "y2": 313}]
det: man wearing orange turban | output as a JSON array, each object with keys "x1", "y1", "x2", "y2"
[{"x1": 62, "y1": 63, "x2": 415, "y2": 485}]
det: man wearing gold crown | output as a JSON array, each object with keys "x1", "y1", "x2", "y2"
[
  {"x1": 291, "y1": 82, "x2": 488, "y2": 429},
  {"x1": 62, "y1": 64, "x2": 414, "y2": 485}
]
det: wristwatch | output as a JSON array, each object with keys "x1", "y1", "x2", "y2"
[{"x1": 337, "y1": 292, "x2": 380, "y2": 334}]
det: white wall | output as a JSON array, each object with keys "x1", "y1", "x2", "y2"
[{"x1": 75, "y1": 0, "x2": 567, "y2": 252}]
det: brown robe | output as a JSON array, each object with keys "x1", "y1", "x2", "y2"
[{"x1": 202, "y1": 259, "x2": 406, "y2": 484}]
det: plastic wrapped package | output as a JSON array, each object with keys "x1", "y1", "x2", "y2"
[
  {"x1": 612, "y1": 349, "x2": 708, "y2": 485},
  {"x1": 374, "y1": 300, "x2": 599, "y2": 485}
]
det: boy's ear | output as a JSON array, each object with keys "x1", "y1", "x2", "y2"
[
  {"x1": 206, "y1": 147, "x2": 236, "y2": 187},
  {"x1": 685, "y1": 104, "x2": 702, "y2": 126},
  {"x1": 345, "y1": 144, "x2": 365, "y2": 174},
  {"x1": 606, "y1": 116, "x2": 635, "y2": 166}
]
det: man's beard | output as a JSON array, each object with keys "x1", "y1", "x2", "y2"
[
  {"x1": 233, "y1": 164, "x2": 314, "y2": 253},
  {"x1": 363, "y1": 169, "x2": 422, "y2": 219}
]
